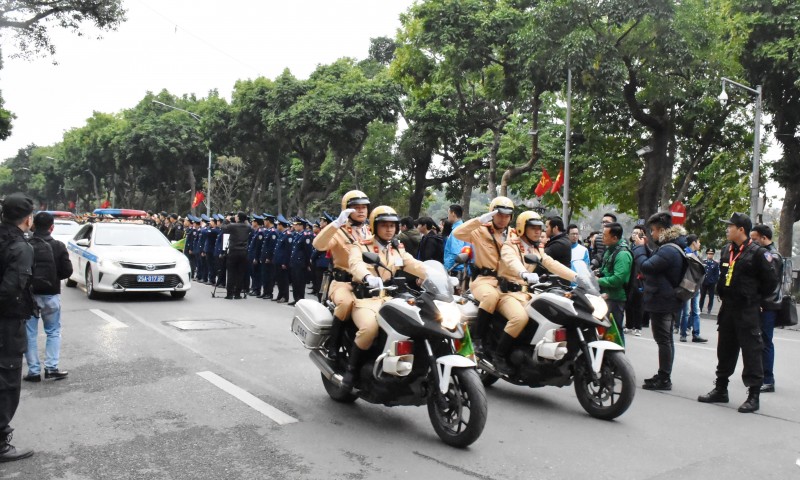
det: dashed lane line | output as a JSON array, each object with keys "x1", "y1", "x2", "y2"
[
  {"x1": 89, "y1": 309, "x2": 128, "y2": 328},
  {"x1": 196, "y1": 371, "x2": 298, "y2": 425}
]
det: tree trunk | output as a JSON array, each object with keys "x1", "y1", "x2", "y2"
[
  {"x1": 486, "y1": 128, "x2": 501, "y2": 198},
  {"x1": 778, "y1": 182, "x2": 800, "y2": 257},
  {"x1": 461, "y1": 161, "x2": 480, "y2": 217},
  {"x1": 409, "y1": 154, "x2": 432, "y2": 219},
  {"x1": 637, "y1": 126, "x2": 672, "y2": 221},
  {"x1": 275, "y1": 159, "x2": 283, "y2": 215}
]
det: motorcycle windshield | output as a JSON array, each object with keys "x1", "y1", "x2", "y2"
[
  {"x1": 421, "y1": 260, "x2": 455, "y2": 301},
  {"x1": 574, "y1": 261, "x2": 601, "y2": 295}
]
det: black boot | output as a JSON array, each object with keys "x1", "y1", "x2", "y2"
[
  {"x1": 491, "y1": 332, "x2": 515, "y2": 375},
  {"x1": 342, "y1": 345, "x2": 367, "y2": 391},
  {"x1": 0, "y1": 433, "x2": 33, "y2": 463},
  {"x1": 738, "y1": 387, "x2": 760, "y2": 413},
  {"x1": 471, "y1": 309, "x2": 492, "y2": 357},
  {"x1": 326, "y1": 319, "x2": 344, "y2": 362},
  {"x1": 698, "y1": 379, "x2": 729, "y2": 403}
]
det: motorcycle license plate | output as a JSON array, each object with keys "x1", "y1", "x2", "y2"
[{"x1": 137, "y1": 275, "x2": 164, "y2": 283}]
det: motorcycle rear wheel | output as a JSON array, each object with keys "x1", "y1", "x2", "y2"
[
  {"x1": 574, "y1": 351, "x2": 635, "y2": 420},
  {"x1": 321, "y1": 372, "x2": 358, "y2": 403},
  {"x1": 427, "y1": 368, "x2": 487, "y2": 448}
]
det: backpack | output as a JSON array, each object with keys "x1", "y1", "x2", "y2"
[
  {"x1": 663, "y1": 243, "x2": 705, "y2": 301},
  {"x1": 30, "y1": 236, "x2": 56, "y2": 293}
]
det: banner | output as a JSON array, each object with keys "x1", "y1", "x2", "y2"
[
  {"x1": 534, "y1": 168, "x2": 552, "y2": 197},
  {"x1": 192, "y1": 191, "x2": 206, "y2": 208}
]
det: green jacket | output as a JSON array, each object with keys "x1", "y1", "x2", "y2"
[{"x1": 598, "y1": 239, "x2": 633, "y2": 302}]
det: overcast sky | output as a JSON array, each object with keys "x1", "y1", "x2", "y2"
[{"x1": 0, "y1": 0, "x2": 415, "y2": 160}]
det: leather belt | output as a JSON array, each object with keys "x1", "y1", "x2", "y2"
[{"x1": 332, "y1": 269, "x2": 353, "y2": 282}]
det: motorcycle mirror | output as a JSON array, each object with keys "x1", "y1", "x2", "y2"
[
  {"x1": 524, "y1": 254, "x2": 541, "y2": 265},
  {"x1": 362, "y1": 252, "x2": 380, "y2": 265},
  {"x1": 455, "y1": 253, "x2": 469, "y2": 265}
]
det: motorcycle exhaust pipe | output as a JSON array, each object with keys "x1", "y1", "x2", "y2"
[{"x1": 309, "y1": 350, "x2": 338, "y2": 382}]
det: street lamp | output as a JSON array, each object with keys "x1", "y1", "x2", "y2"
[
  {"x1": 719, "y1": 77, "x2": 762, "y2": 221},
  {"x1": 152, "y1": 100, "x2": 213, "y2": 216}
]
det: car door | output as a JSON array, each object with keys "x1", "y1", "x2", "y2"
[{"x1": 72, "y1": 225, "x2": 93, "y2": 283}]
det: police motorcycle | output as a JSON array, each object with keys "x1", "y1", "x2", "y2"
[
  {"x1": 291, "y1": 252, "x2": 487, "y2": 448},
  {"x1": 458, "y1": 256, "x2": 635, "y2": 420}
]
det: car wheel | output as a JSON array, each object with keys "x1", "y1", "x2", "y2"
[{"x1": 86, "y1": 267, "x2": 100, "y2": 300}]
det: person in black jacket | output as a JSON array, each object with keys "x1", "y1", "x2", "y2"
[
  {"x1": 416, "y1": 217, "x2": 444, "y2": 262},
  {"x1": 544, "y1": 216, "x2": 571, "y2": 268},
  {"x1": 24, "y1": 212, "x2": 73, "y2": 383},
  {"x1": 0, "y1": 193, "x2": 36, "y2": 462},
  {"x1": 222, "y1": 212, "x2": 251, "y2": 299},
  {"x1": 698, "y1": 214, "x2": 779, "y2": 413},
  {"x1": 632, "y1": 212, "x2": 687, "y2": 391}
]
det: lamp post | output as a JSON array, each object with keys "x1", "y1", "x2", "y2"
[
  {"x1": 562, "y1": 69, "x2": 572, "y2": 223},
  {"x1": 719, "y1": 77, "x2": 762, "y2": 221},
  {"x1": 152, "y1": 100, "x2": 212, "y2": 216}
]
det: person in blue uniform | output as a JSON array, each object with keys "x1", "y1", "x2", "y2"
[
  {"x1": 195, "y1": 215, "x2": 210, "y2": 282},
  {"x1": 272, "y1": 215, "x2": 293, "y2": 303},
  {"x1": 213, "y1": 214, "x2": 227, "y2": 287},
  {"x1": 183, "y1": 215, "x2": 196, "y2": 277},
  {"x1": 310, "y1": 217, "x2": 328, "y2": 297},
  {"x1": 204, "y1": 217, "x2": 220, "y2": 285},
  {"x1": 247, "y1": 215, "x2": 264, "y2": 296},
  {"x1": 289, "y1": 217, "x2": 313, "y2": 306},
  {"x1": 259, "y1": 214, "x2": 278, "y2": 299}
]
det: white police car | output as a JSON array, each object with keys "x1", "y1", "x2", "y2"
[{"x1": 66, "y1": 220, "x2": 191, "y2": 299}]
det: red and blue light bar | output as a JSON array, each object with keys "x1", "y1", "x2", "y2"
[{"x1": 92, "y1": 209, "x2": 148, "y2": 217}]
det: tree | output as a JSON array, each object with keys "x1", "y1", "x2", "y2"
[{"x1": 737, "y1": 0, "x2": 800, "y2": 256}]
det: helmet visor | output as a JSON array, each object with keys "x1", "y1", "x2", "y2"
[
  {"x1": 494, "y1": 206, "x2": 513, "y2": 215},
  {"x1": 347, "y1": 197, "x2": 370, "y2": 207}
]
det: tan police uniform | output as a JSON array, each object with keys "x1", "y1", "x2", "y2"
[
  {"x1": 312, "y1": 220, "x2": 372, "y2": 321},
  {"x1": 347, "y1": 240, "x2": 428, "y2": 349}
]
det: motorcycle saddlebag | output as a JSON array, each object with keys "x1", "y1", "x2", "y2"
[{"x1": 291, "y1": 299, "x2": 334, "y2": 349}]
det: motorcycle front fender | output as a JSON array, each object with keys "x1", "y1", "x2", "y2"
[
  {"x1": 435, "y1": 354, "x2": 476, "y2": 394},
  {"x1": 586, "y1": 340, "x2": 625, "y2": 374}
]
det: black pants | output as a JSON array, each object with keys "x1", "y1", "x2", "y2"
[
  {"x1": 312, "y1": 266, "x2": 325, "y2": 294},
  {"x1": 226, "y1": 250, "x2": 248, "y2": 297},
  {"x1": 204, "y1": 253, "x2": 216, "y2": 284},
  {"x1": 215, "y1": 254, "x2": 226, "y2": 286},
  {"x1": 276, "y1": 265, "x2": 290, "y2": 300},
  {"x1": 625, "y1": 289, "x2": 645, "y2": 330},
  {"x1": 715, "y1": 302, "x2": 763, "y2": 388},
  {"x1": 699, "y1": 284, "x2": 716, "y2": 313},
  {"x1": 0, "y1": 319, "x2": 26, "y2": 434},
  {"x1": 649, "y1": 311, "x2": 676, "y2": 378},
  {"x1": 261, "y1": 262, "x2": 275, "y2": 297},
  {"x1": 186, "y1": 252, "x2": 195, "y2": 277},
  {"x1": 250, "y1": 261, "x2": 262, "y2": 294},
  {"x1": 291, "y1": 265, "x2": 307, "y2": 302}
]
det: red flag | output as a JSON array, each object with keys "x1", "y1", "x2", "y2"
[
  {"x1": 100, "y1": 199, "x2": 111, "y2": 209},
  {"x1": 534, "y1": 168, "x2": 553, "y2": 197},
  {"x1": 550, "y1": 168, "x2": 564, "y2": 194},
  {"x1": 68, "y1": 201, "x2": 76, "y2": 210},
  {"x1": 192, "y1": 191, "x2": 206, "y2": 208}
]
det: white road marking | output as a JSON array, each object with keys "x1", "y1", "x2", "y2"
[
  {"x1": 90, "y1": 309, "x2": 128, "y2": 328},
  {"x1": 196, "y1": 371, "x2": 298, "y2": 425}
]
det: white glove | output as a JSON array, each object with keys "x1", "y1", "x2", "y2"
[
  {"x1": 520, "y1": 272, "x2": 539, "y2": 284},
  {"x1": 365, "y1": 274, "x2": 384, "y2": 290},
  {"x1": 333, "y1": 208, "x2": 355, "y2": 228},
  {"x1": 478, "y1": 210, "x2": 498, "y2": 223}
]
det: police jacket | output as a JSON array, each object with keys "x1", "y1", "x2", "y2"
[
  {"x1": 31, "y1": 231, "x2": 73, "y2": 295},
  {"x1": 223, "y1": 222, "x2": 251, "y2": 253},
  {"x1": 260, "y1": 227, "x2": 278, "y2": 263},
  {"x1": 703, "y1": 259, "x2": 720, "y2": 286},
  {"x1": 0, "y1": 222, "x2": 34, "y2": 319},
  {"x1": 544, "y1": 232, "x2": 572, "y2": 268},
  {"x1": 183, "y1": 227, "x2": 195, "y2": 254},
  {"x1": 194, "y1": 227, "x2": 207, "y2": 253},
  {"x1": 205, "y1": 227, "x2": 219, "y2": 254},
  {"x1": 717, "y1": 239, "x2": 778, "y2": 308},
  {"x1": 290, "y1": 231, "x2": 313, "y2": 267},
  {"x1": 761, "y1": 243, "x2": 783, "y2": 310},
  {"x1": 248, "y1": 227, "x2": 264, "y2": 260},
  {"x1": 273, "y1": 229, "x2": 293, "y2": 266},
  {"x1": 632, "y1": 225, "x2": 687, "y2": 314}
]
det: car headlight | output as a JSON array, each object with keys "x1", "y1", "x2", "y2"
[
  {"x1": 433, "y1": 300, "x2": 462, "y2": 331},
  {"x1": 587, "y1": 294, "x2": 608, "y2": 320}
]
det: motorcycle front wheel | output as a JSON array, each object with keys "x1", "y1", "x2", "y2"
[
  {"x1": 427, "y1": 368, "x2": 487, "y2": 448},
  {"x1": 574, "y1": 351, "x2": 635, "y2": 420}
]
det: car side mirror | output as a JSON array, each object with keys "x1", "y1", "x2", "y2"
[
  {"x1": 76, "y1": 239, "x2": 90, "y2": 247},
  {"x1": 524, "y1": 254, "x2": 541, "y2": 265},
  {"x1": 362, "y1": 252, "x2": 380, "y2": 265}
]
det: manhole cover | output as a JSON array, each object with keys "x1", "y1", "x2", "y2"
[{"x1": 165, "y1": 319, "x2": 243, "y2": 331}]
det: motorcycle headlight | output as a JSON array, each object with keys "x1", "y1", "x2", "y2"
[
  {"x1": 587, "y1": 294, "x2": 608, "y2": 320},
  {"x1": 433, "y1": 300, "x2": 462, "y2": 331}
]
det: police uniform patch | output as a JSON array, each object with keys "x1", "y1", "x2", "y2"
[
  {"x1": 272, "y1": 235, "x2": 276, "y2": 240},
  {"x1": 764, "y1": 252, "x2": 773, "y2": 262},
  {"x1": 306, "y1": 239, "x2": 311, "y2": 244}
]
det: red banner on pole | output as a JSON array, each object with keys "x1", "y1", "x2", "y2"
[
  {"x1": 534, "y1": 169, "x2": 553, "y2": 197},
  {"x1": 192, "y1": 191, "x2": 206, "y2": 208}
]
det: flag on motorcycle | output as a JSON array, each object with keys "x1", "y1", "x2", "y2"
[
  {"x1": 534, "y1": 168, "x2": 552, "y2": 197},
  {"x1": 457, "y1": 323, "x2": 475, "y2": 358},
  {"x1": 550, "y1": 168, "x2": 565, "y2": 194},
  {"x1": 171, "y1": 237, "x2": 186, "y2": 251},
  {"x1": 192, "y1": 191, "x2": 206, "y2": 208},
  {"x1": 605, "y1": 314, "x2": 625, "y2": 347}
]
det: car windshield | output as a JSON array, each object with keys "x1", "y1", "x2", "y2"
[
  {"x1": 53, "y1": 222, "x2": 80, "y2": 237},
  {"x1": 93, "y1": 226, "x2": 169, "y2": 247},
  {"x1": 420, "y1": 260, "x2": 455, "y2": 301}
]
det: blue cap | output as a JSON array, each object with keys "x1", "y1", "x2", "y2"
[
  {"x1": 262, "y1": 213, "x2": 276, "y2": 221},
  {"x1": 191, "y1": 215, "x2": 201, "y2": 223},
  {"x1": 200, "y1": 214, "x2": 211, "y2": 222},
  {"x1": 276, "y1": 214, "x2": 290, "y2": 225},
  {"x1": 252, "y1": 214, "x2": 263, "y2": 220},
  {"x1": 322, "y1": 211, "x2": 335, "y2": 223}
]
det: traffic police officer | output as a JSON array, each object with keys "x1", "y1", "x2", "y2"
[
  {"x1": 196, "y1": 215, "x2": 210, "y2": 282},
  {"x1": 248, "y1": 215, "x2": 265, "y2": 296},
  {"x1": 259, "y1": 214, "x2": 278, "y2": 299},
  {"x1": 289, "y1": 217, "x2": 313, "y2": 305},
  {"x1": 312, "y1": 191, "x2": 373, "y2": 362},
  {"x1": 452, "y1": 196, "x2": 516, "y2": 354},
  {"x1": 698, "y1": 213, "x2": 778, "y2": 413},
  {"x1": 272, "y1": 215, "x2": 293, "y2": 303}
]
